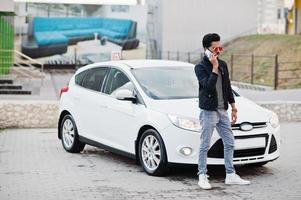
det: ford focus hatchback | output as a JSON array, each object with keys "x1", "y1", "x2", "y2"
[{"x1": 58, "y1": 60, "x2": 280, "y2": 176}]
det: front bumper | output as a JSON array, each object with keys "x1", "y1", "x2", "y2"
[{"x1": 161, "y1": 123, "x2": 280, "y2": 165}]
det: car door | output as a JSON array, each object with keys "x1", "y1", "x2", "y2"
[
  {"x1": 74, "y1": 67, "x2": 109, "y2": 142},
  {"x1": 71, "y1": 69, "x2": 88, "y2": 136},
  {"x1": 101, "y1": 67, "x2": 146, "y2": 153}
]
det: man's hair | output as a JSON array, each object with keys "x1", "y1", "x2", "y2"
[{"x1": 202, "y1": 33, "x2": 220, "y2": 49}]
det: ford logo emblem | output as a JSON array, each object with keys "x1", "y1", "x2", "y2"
[{"x1": 240, "y1": 122, "x2": 253, "y2": 131}]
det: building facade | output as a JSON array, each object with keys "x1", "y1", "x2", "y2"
[
  {"x1": 287, "y1": 0, "x2": 301, "y2": 34},
  {"x1": 147, "y1": 0, "x2": 289, "y2": 58}
]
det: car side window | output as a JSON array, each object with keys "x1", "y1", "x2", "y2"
[
  {"x1": 104, "y1": 68, "x2": 132, "y2": 95},
  {"x1": 81, "y1": 67, "x2": 108, "y2": 91},
  {"x1": 74, "y1": 71, "x2": 87, "y2": 86}
]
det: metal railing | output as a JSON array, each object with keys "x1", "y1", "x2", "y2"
[
  {"x1": 0, "y1": 49, "x2": 44, "y2": 73},
  {"x1": 160, "y1": 51, "x2": 301, "y2": 90},
  {"x1": 277, "y1": 60, "x2": 301, "y2": 89}
]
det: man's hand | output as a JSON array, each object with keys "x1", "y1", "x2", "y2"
[
  {"x1": 231, "y1": 103, "x2": 237, "y2": 124},
  {"x1": 209, "y1": 54, "x2": 219, "y2": 74}
]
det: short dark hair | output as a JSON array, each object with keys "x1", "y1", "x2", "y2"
[{"x1": 202, "y1": 33, "x2": 220, "y2": 49}]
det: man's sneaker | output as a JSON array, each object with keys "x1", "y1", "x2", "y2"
[
  {"x1": 198, "y1": 174, "x2": 212, "y2": 189},
  {"x1": 225, "y1": 173, "x2": 251, "y2": 185}
]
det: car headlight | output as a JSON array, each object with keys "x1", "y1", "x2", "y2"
[
  {"x1": 168, "y1": 114, "x2": 201, "y2": 132},
  {"x1": 269, "y1": 112, "x2": 279, "y2": 128}
]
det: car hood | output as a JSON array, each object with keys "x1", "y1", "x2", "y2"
[{"x1": 149, "y1": 96, "x2": 272, "y2": 123}]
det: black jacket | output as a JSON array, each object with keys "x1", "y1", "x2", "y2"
[{"x1": 194, "y1": 56, "x2": 235, "y2": 111}]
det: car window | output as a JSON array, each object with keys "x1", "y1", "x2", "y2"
[
  {"x1": 132, "y1": 67, "x2": 198, "y2": 100},
  {"x1": 104, "y1": 68, "x2": 132, "y2": 95},
  {"x1": 81, "y1": 67, "x2": 108, "y2": 91},
  {"x1": 74, "y1": 70, "x2": 87, "y2": 86}
]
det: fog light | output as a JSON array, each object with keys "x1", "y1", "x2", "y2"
[{"x1": 180, "y1": 147, "x2": 192, "y2": 156}]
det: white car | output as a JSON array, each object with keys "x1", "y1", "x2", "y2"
[{"x1": 58, "y1": 60, "x2": 280, "y2": 176}]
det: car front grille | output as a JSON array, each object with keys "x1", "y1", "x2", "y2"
[
  {"x1": 231, "y1": 122, "x2": 267, "y2": 131},
  {"x1": 208, "y1": 134, "x2": 269, "y2": 159}
]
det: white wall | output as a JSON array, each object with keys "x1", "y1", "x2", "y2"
[
  {"x1": 14, "y1": 3, "x2": 27, "y2": 35},
  {"x1": 14, "y1": 0, "x2": 139, "y2": 5},
  {"x1": 159, "y1": 0, "x2": 258, "y2": 53},
  {"x1": 0, "y1": 0, "x2": 14, "y2": 12},
  {"x1": 258, "y1": 0, "x2": 286, "y2": 34}
]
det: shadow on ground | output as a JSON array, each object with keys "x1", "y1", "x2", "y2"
[{"x1": 79, "y1": 145, "x2": 275, "y2": 191}]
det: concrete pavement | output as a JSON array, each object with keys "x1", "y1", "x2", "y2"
[{"x1": 0, "y1": 123, "x2": 301, "y2": 200}]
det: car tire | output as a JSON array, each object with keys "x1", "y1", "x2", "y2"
[
  {"x1": 138, "y1": 129, "x2": 168, "y2": 176},
  {"x1": 60, "y1": 114, "x2": 85, "y2": 153}
]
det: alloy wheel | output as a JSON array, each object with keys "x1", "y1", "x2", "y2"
[
  {"x1": 62, "y1": 119, "x2": 75, "y2": 149},
  {"x1": 141, "y1": 135, "x2": 161, "y2": 171}
]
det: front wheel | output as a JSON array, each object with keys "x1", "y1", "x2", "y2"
[
  {"x1": 60, "y1": 114, "x2": 85, "y2": 153},
  {"x1": 138, "y1": 129, "x2": 168, "y2": 176}
]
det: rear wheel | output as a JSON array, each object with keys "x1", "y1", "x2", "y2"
[
  {"x1": 138, "y1": 129, "x2": 168, "y2": 176},
  {"x1": 60, "y1": 115, "x2": 85, "y2": 153}
]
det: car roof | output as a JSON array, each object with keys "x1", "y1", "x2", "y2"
[
  {"x1": 117, "y1": 59, "x2": 194, "y2": 69},
  {"x1": 77, "y1": 59, "x2": 194, "y2": 73}
]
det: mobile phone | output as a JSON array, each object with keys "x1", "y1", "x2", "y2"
[{"x1": 205, "y1": 49, "x2": 212, "y2": 58}]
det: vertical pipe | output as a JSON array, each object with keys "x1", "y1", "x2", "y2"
[
  {"x1": 251, "y1": 54, "x2": 254, "y2": 84},
  {"x1": 47, "y1": 5, "x2": 50, "y2": 17},
  {"x1": 274, "y1": 54, "x2": 279, "y2": 90}
]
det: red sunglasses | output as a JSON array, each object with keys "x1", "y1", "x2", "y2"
[{"x1": 213, "y1": 46, "x2": 223, "y2": 53}]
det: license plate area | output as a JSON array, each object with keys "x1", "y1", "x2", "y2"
[{"x1": 235, "y1": 137, "x2": 266, "y2": 150}]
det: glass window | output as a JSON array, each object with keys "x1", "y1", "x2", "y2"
[
  {"x1": 132, "y1": 67, "x2": 239, "y2": 100},
  {"x1": 104, "y1": 68, "x2": 132, "y2": 96},
  {"x1": 81, "y1": 67, "x2": 108, "y2": 91},
  {"x1": 132, "y1": 67, "x2": 199, "y2": 100},
  {"x1": 74, "y1": 71, "x2": 86, "y2": 86}
]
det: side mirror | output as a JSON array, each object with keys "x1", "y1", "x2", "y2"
[
  {"x1": 115, "y1": 89, "x2": 137, "y2": 102},
  {"x1": 231, "y1": 85, "x2": 239, "y2": 94}
]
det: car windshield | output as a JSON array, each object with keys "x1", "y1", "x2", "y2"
[{"x1": 132, "y1": 67, "x2": 199, "y2": 100}]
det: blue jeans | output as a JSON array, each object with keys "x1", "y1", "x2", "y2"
[{"x1": 197, "y1": 108, "x2": 235, "y2": 175}]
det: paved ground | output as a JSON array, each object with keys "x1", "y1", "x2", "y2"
[{"x1": 0, "y1": 123, "x2": 301, "y2": 200}]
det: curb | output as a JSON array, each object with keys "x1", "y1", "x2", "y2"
[{"x1": 231, "y1": 81, "x2": 273, "y2": 91}]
